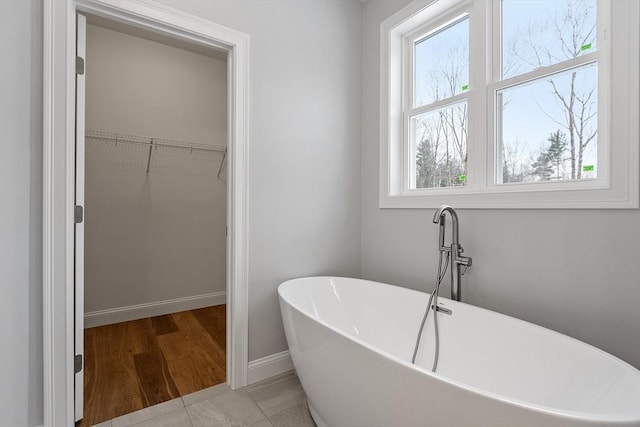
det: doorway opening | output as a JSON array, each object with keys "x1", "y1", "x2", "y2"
[
  {"x1": 76, "y1": 13, "x2": 230, "y2": 425},
  {"x1": 43, "y1": 2, "x2": 249, "y2": 426}
]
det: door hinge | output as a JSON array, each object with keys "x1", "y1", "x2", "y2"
[
  {"x1": 74, "y1": 354, "x2": 83, "y2": 374},
  {"x1": 74, "y1": 205, "x2": 84, "y2": 224},
  {"x1": 76, "y1": 56, "x2": 85, "y2": 75}
]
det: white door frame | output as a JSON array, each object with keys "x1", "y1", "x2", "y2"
[
  {"x1": 73, "y1": 13, "x2": 86, "y2": 421},
  {"x1": 43, "y1": 1, "x2": 250, "y2": 425}
]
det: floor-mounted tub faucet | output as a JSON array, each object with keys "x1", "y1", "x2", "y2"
[{"x1": 432, "y1": 205, "x2": 472, "y2": 301}]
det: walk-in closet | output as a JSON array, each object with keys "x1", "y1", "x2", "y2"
[{"x1": 79, "y1": 16, "x2": 228, "y2": 426}]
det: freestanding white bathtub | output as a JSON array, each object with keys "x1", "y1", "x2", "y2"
[{"x1": 278, "y1": 277, "x2": 640, "y2": 427}]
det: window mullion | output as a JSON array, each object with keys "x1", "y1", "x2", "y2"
[
  {"x1": 407, "y1": 93, "x2": 470, "y2": 118},
  {"x1": 466, "y1": 0, "x2": 488, "y2": 191},
  {"x1": 596, "y1": 0, "x2": 611, "y2": 187},
  {"x1": 488, "y1": 0, "x2": 501, "y2": 186},
  {"x1": 403, "y1": 36, "x2": 413, "y2": 193},
  {"x1": 489, "y1": 52, "x2": 599, "y2": 93},
  {"x1": 490, "y1": 0, "x2": 501, "y2": 83}
]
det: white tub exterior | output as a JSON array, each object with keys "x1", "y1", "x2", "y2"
[{"x1": 278, "y1": 277, "x2": 640, "y2": 427}]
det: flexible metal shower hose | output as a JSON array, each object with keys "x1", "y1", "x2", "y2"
[{"x1": 411, "y1": 250, "x2": 450, "y2": 372}]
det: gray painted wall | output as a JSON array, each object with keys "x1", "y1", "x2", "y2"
[
  {"x1": 0, "y1": 1, "x2": 43, "y2": 425},
  {"x1": 155, "y1": 0, "x2": 364, "y2": 360},
  {"x1": 361, "y1": 0, "x2": 640, "y2": 369}
]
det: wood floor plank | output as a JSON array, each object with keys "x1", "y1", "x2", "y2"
[
  {"x1": 169, "y1": 310, "x2": 209, "y2": 338},
  {"x1": 155, "y1": 330, "x2": 194, "y2": 362},
  {"x1": 151, "y1": 314, "x2": 179, "y2": 336},
  {"x1": 155, "y1": 326, "x2": 226, "y2": 380},
  {"x1": 167, "y1": 333, "x2": 226, "y2": 395},
  {"x1": 157, "y1": 309, "x2": 227, "y2": 395},
  {"x1": 81, "y1": 306, "x2": 226, "y2": 425},
  {"x1": 166, "y1": 349, "x2": 224, "y2": 396},
  {"x1": 169, "y1": 310, "x2": 227, "y2": 372},
  {"x1": 126, "y1": 318, "x2": 161, "y2": 354},
  {"x1": 133, "y1": 350, "x2": 181, "y2": 406},
  {"x1": 80, "y1": 322, "x2": 147, "y2": 426},
  {"x1": 192, "y1": 304, "x2": 226, "y2": 350}
]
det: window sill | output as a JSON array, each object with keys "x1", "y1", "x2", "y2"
[{"x1": 380, "y1": 183, "x2": 638, "y2": 209}]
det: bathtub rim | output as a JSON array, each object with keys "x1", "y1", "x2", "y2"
[{"x1": 278, "y1": 275, "x2": 640, "y2": 425}]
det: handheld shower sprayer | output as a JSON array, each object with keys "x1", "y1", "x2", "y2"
[{"x1": 411, "y1": 205, "x2": 472, "y2": 371}]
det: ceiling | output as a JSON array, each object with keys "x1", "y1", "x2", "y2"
[{"x1": 85, "y1": 14, "x2": 228, "y2": 62}]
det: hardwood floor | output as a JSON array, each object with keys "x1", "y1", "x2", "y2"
[{"x1": 79, "y1": 305, "x2": 226, "y2": 426}]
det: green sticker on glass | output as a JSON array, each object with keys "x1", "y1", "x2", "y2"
[
  {"x1": 462, "y1": 84, "x2": 469, "y2": 91},
  {"x1": 580, "y1": 43, "x2": 592, "y2": 51},
  {"x1": 583, "y1": 165, "x2": 594, "y2": 172},
  {"x1": 458, "y1": 174, "x2": 467, "y2": 181}
]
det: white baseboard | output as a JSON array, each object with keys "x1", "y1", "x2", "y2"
[
  {"x1": 247, "y1": 350, "x2": 293, "y2": 385},
  {"x1": 84, "y1": 291, "x2": 226, "y2": 328}
]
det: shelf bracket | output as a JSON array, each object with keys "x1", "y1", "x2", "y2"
[{"x1": 217, "y1": 147, "x2": 228, "y2": 179}]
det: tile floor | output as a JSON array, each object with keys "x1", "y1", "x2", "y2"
[{"x1": 89, "y1": 370, "x2": 316, "y2": 427}]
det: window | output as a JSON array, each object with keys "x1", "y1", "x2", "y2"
[
  {"x1": 380, "y1": 0, "x2": 639, "y2": 208},
  {"x1": 496, "y1": 0, "x2": 598, "y2": 185},
  {"x1": 411, "y1": 16, "x2": 469, "y2": 189}
]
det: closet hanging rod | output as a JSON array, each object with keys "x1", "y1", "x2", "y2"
[{"x1": 85, "y1": 129, "x2": 226, "y2": 153}]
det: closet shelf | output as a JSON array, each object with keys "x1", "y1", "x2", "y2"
[
  {"x1": 85, "y1": 129, "x2": 226, "y2": 153},
  {"x1": 85, "y1": 129, "x2": 227, "y2": 177}
]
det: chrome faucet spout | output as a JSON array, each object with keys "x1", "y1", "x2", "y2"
[{"x1": 432, "y1": 205, "x2": 459, "y2": 244}]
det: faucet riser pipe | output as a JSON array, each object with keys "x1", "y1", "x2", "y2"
[{"x1": 432, "y1": 205, "x2": 471, "y2": 303}]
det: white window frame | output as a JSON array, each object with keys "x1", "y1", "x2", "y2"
[
  {"x1": 380, "y1": 0, "x2": 639, "y2": 209},
  {"x1": 404, "y1": 9, "x2": 471, "y2": 191}
]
